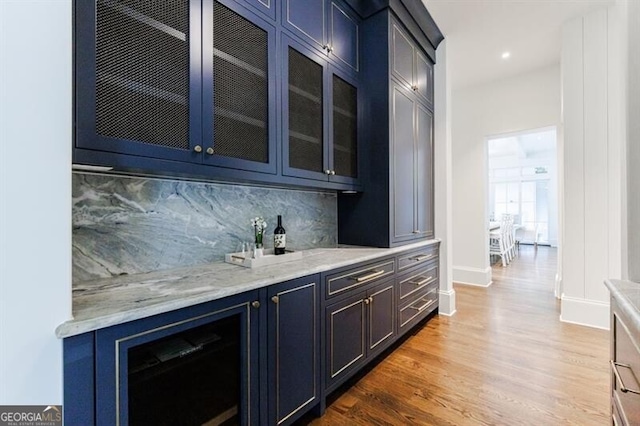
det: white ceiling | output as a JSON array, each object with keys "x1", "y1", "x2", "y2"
[{"x1": 422, "y1": 0, "x2": 614, "y2": 90}]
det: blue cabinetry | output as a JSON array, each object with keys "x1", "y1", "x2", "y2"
[
  {"x1": 282, "y1": 36, "x2": 360, "y2": 186},
  {"x1": 63, "y1": 275, "x2": 321, "y2": 426},
  {"x1": 266, "y1": 275, "x2": 320, "y2": 425},
  {"x1": 338, "y1": 10, "x2": 435, "y2": 247},
  {"x1": 93, "y1": 291, "x2": 260, "y2": 426},
  {"x1": 74, "y1": 0, "x2": 361, "y2": 191},
  {"x1": 322, "y1": 259, "x2": 396, "y2": 392},
  {"x1": 75, "y1": 0, "x2": 277, "y2": 176},
  {"x1": 63, "y1": 333, "x2": 95, "y2": 426},
  {"x1": 244, "y1": 0, "x2": 275, "y2": 20},
  {"x1": 282, "y1": 0, "x2": 359, "y2": 73}
]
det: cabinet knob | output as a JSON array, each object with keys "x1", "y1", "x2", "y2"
[
  {"x1": 369, "y1": 296, "x2": 373, "y2": 304},
  {"x1": 251, "y1": 300, "x2": 261, "y2": 309},
  {"x1": 271, "y1": 295, "x2": 279, "y2": 304},
  {"x1": 330, "y1": 170, "x2": 336, "y2": 175},
  {"x1": 363, "y1": 298, "x2": 370, "y2": 305},
  {"x1": 412, "y1": 85, "x2": 418, "y2": 91},
  {"x1": 325, "y1": 169, "x2": 331, "y2": 175},
  {"x1": 194, "y1": 145, "x2": 203, "y2": 153},
  {"x1": 206, "y1": 147, "x2": 214, "y2": 155}
]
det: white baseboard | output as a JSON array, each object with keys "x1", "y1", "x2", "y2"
[
  {"x1": 452, "y1": 265, "x2": 492, "y2": 287},
  {"x1": 560, "y1": 295, "x2": 610, "y2": 330},
  {"x1": 438, "y1": 288, "x2": 456, "y2": 316}
]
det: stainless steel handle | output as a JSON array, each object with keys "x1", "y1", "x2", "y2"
[
  {"x1": 412, "y1": 254, "x2": 433, "y2": 262},
  {"x1": 410, "y1": 276, "x2": 433, "y2": 286},
  {"x1": 206, "y1": 147, "x2": 214, "y2": 155},
  {"x1": 354, "y1": 269, "x2": 385, "y2": 282},
  {"x1": 325, "y1": 169, "x2": 332, "y2": 175},
  {"x1": 363, "y1": 297, "x2": 370, "y2": 305},
  {"x1": 271, "y1": 295, "x2": 279, "y2": 304},
  {"x1": 194, "y1": 145, "x2": 203, "y2": 153},
  {"x1": 410, "y1": 298, "x2": 435, "y2": 312},
  {"x1": 610, "y1": 360, "x2": 640, "y2": 394},
  {"x1": 330, "y1": 170, "x2": 336, "y2": 175},
  {"x1": 251, "y1": 300, "x2": 261, "y2": 309}
]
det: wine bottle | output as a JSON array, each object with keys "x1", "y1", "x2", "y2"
[{"x1": 274, "y1": 215, "x2": 286, "y2": 255}]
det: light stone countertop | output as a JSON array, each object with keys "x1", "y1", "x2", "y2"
[
  {"x1": 56, "y1": 240, "x2": 440, "y2": 338},
  {"x1": 605, "y1": 279, "x2": 640, "y2": 331}
]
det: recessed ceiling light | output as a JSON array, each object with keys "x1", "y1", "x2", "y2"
[{"x1": 501, "y1": 51, "x2": 511, "y2": 60}]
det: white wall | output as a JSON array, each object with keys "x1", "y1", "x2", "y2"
[
  {"x1": 451, "y1": 66, "x2": 561, "y2": 286},
  {"x1": 0, "y1": 1, "x2": 72, "y2": 404},
  {"x1": 560, "y1": 4, "x2": 626, "y2": 329},
  {"x1": 434, "y1": 40, "x2": 456, "y2": 315}
]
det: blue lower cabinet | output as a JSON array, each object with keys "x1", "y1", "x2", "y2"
[
  {"x1": 266, "y1": 275, "x2": 320, "y2": 425},
  {"x1": 63, "y1": 333, "x2": 95, "y2": 426},
  {"x1": 93, "y1": 291, "x2": 261, "y2": 426},
  {"x1": 325, "y1": 280, "x2": 396, "y2": 392}
]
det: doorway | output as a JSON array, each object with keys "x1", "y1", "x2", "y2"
[{"x1": 487, "y1": 127, "x2": 558, "y2": 248}]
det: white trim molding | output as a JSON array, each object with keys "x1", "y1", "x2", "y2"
[
  {"x1": 452, "y1": 265, "x2": 492, "y2": 287},
  {"x1": 560, "y1": 295, "x2": 610, "y2": 330},
  {"x1": 438, "y1": 289, "x2": 456, "y2": 316}
]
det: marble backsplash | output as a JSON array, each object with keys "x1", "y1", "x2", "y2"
[{"x1": 72, "y1": 173, "x2": 337, "y2": 284}]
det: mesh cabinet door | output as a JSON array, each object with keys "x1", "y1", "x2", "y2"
[
  {"x1": 75, "y1": 0, "x2": 201, "y2": 162},
  {"x1": 202, "y1": 0, "x2": 276, "y2": 174},
  {"x1": 282, "y1": 37, "x2": 330, "y2": 181},
  {"x1": 330, "y1": 73, "x2": 358, "y2": 180}
]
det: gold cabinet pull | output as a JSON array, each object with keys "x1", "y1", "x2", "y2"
[
  {"x1": 611, "y1": 360, "x2": 640, "y2": 394},
  {"x1": 354, "y1": 270, "x2": 385, "y2": 282},
  {"x1": 411, "y1": 276, "x2": 433, "y2": 286},
  {"x1": 410, "y1": 298, "x2": 435, "y2": 313},
  {"x1": 271, "y1": 295, "x2": 279, "y2": 304},
  {"x1": 363, "y1": 297, "x2": 370, "y2": 305},
  {"x1": 251, "y1": 300, "x2": 260, "y2": 309},
  {"x1": 193, "y1": 145, "x2": 202, "y2": 153},
  {"x1": 412, "y1": 254, "x2": 433, "y2": 262}
]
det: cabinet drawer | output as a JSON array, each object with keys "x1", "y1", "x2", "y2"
[
  {"x1": 397, "y1": 246, "x2": 438, "y2": 272},
  {"x1": 612, "y1": 309, "x2": 640, "y2": 426},
  {"x1": 397, "y1": 262, "x2": 438, "y2": 302},
  {"x1": 325, "y1": 259, "x2": 395, "y2": 298},
  {"x1": 398, "y1": 284, "x2": 438, "y2": 331}
]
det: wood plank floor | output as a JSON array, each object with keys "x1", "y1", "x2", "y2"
[{"x1": 308, "y1": 246, "x2": 610, "y2": 425}]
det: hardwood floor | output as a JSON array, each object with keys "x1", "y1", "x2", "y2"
[{"x1": 309, "y1": 246, "x2": 610, "y2": 425}]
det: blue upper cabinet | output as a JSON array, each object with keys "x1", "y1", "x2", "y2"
[
  {"x1": 329, "y1": 2, "x2": 359, "y2": 72},
  {"x1": 74, "y1": 0, "x2": 360, "y2": 191},
  {"x1": 75, "y1": 0, "x2": 277, "y2": 175},
  {"x1": 282, "y1": 0, "x2": 359, "y2": 74},
  {"x1": 283, "y1": 0, "x2": 327, "y2": 49},
  {"x1": 75, "y1": 0, "x2": 203, "y2": 163},
  {"x1": 243, "y1": 0, "x2": 276, "y2": 20},
  {"x1": 390, "y1": 18, "x2": 433, "y2": 108},
  {"x1": 201, "y1": 0, "x2": 278, "y2": 174},
  {"x1": 282, "y1": 36, "x2": 360, "y2": 186}
]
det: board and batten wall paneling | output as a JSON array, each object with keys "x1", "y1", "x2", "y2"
[
  {"x1": 583, "y1": 10, "x2": 610, "y2": 303},
  {"x1": 628, "y1": 0, "x2": 640, "y2": 281},
  {"x1": 560, "y1": 5, "x2": 628, "y2": 329},
  {"x1": 560, "y1": 16, "x2": 586, "y2": 301}
]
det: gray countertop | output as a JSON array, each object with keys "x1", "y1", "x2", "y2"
[
  {"x1": 605, "y1": 279, "x2": 640, "y2": 330},
  {"x1": 56, "y1": 240, "x2": 440, "y2": 338}
]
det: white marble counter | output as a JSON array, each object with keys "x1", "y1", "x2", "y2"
[
  {"x1": 605, "y1": 279, "x2": 640, "y2": 331},
  {"x1": 56, "y1": 240, "x2": 440, "y2": 338}
]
